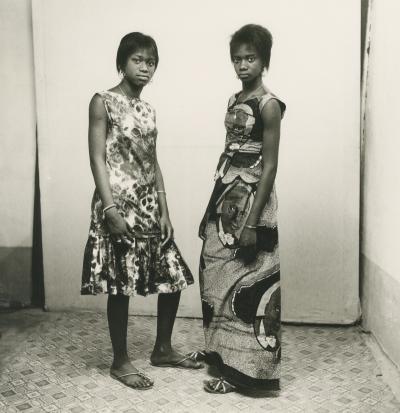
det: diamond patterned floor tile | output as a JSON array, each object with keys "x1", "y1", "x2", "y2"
[{"x1": 0, "y1": 309, "x2": 399, "y2": 412}]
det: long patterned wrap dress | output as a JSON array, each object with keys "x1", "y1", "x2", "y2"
[
  {"x1": 81, "y1": 91, "x2": 193, "y2": 296},
  {"x1": 199, "y1": 91, "x2": 286, "y2": 390}
]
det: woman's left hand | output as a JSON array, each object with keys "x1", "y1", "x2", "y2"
[
  {"x1": 160, "y1": 215, "x2": 174, "y2": 246},
  {"x1": 239, "y1": 227, "x2": 257, "y2": 248},
  {"x1": 237, "y1": 227, "x2": 257, "y2": 264}
]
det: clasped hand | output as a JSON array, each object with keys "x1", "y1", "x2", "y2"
[
  {"x1": 236, "y1": 226, "x2": 257, "y2": 264},
  {"x1": 105, "y1": 210, "x2": 174, "y2": 247},
  {"x1": 105, "y1": 209, "x2": 132, "y2": 244}
]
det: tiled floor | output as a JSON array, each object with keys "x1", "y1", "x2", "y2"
[{"x1": 0, "y1": 309, "x2": 399, "y2": 413}]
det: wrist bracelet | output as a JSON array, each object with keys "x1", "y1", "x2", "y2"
[
  {"x1": 245, "y1": 224, "x2": 257, "y2": 229},
  {"x1": 157, "y1": 190, "x2": 166, "y2": 194},
  {"x1": 103, "y1": 203, "x2": 116, "y2": 214}
]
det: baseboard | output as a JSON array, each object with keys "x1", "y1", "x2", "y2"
[
  {"x1": 361, "y1": 253, "x2": 400, "y2": 372},
  {"x1": 364, "y1": 331, "x2": 400, "y2": 402}
]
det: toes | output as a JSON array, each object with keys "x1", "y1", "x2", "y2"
[
  {"x1": 118, "y1": 374, "x2": 153, "y2": 389},
  {"x1": 138, "y1": 373, "x2": 153, "y2": 388},
  {"x1": 204, "y1": 378, "x2": 235, "y2": 394},
  {"x1": 139, "y1": 377, "x2": 152, "y2": 388},
  {"x1": 139, "y1": 379, "x2": 148, "y2": 388},
  {"x1": 134, "y1": 378, "x2": 149, "y2": 388},
  {"x1": 126, "y1": 376, "x2": 140, "y2": 387},
  {"x1": 143, "y1": 377, "x2": 154, "y2": 386}
]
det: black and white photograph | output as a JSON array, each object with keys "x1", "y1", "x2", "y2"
[{"x1": 1, "y1": 0, "x2": 399, "y2": 411}]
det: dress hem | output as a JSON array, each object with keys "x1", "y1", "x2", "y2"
[
  {"x1": 204, "y1": 351, "x2": 280, "y2": 390},
  {"x1": 80, "y1": 280, "x2": 193, "y2": 297}
]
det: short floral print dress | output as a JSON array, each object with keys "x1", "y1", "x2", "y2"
[{"x1": 81, "y1": 91, "x2": 193, "y2": 296}]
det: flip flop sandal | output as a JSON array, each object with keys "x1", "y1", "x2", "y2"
[
  {"x1": 204, "y1": 377, "x2": 236, "y2": 394},
  {"x1": 187, "y1": 351, "x2": 206, "y2": 362},
  {"x1": 151, "y1": 352, "x2": 204, "y2": 370},
  {"x1": 110, "y1": 371, "x2": 153, "y2": 390}
]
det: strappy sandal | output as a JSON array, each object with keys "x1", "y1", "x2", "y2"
[
  {"x1": 150, "y1": 352, "x2": 204, "y2": 370},
  {"x1": 110, "y1": 371, "x2": 153, "y2": 390},
  {"x1": 187, "y1": 351, "x2": 206, "y2": 362},
  {"x1": 204, "y1": 377, "x2": 237, "y2": 394}
]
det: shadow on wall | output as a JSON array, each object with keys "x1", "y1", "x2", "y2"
[
  {"x1": 31, "y1": 127, "x2": 45, "y2": 308},
  {"x1": 361, "y1": 0, "x2": 370, "y2": 76},
  {"x1": 0, "y1": 129, "x2": 44, "y2": 309}
]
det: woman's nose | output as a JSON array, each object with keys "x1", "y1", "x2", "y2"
[
  {"x1": 139, "y1": 61, "x2": 148, "y2": 71},
  {"x1": 239, "y1": 60, "x2": 247, "y2": 70}
]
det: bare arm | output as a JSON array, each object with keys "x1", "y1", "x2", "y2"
[
  {"x1": 88, "y1": 94, "x2": 114, "y2": 207},
  {"x1": 155, "y1": 158, "x2": 169, "y2": 218},
  {"x1": 88, "y1": 94, "x2": 128, "y2": 238},
  {"x1": 246, "y1": 98, "x2": 281, "y2": 226},
  {"x1": 155, "y1": 157, "x2": 173, "y2": 244},
  {"x1": 239, "y1": 99, "x2": 281, "y2": 251}
]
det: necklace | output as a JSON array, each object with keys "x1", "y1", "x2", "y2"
[
  {"x1": 118, "y1": 85, "x2": 140, "y2": 102},
  {"x1": 237, "y1": 84, "x2": 265, "y2": 103}
]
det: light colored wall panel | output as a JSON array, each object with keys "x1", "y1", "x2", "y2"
[
  {"x1": 0, "y1": 0, "x2": 36, "y2": 305},
  {"x1": 33, "y1": 0, "x2": 360, "y2": 322},
  {"x1": 0, "y1": 0, "x2": 36, "y2": 248},
  {"x1": 362, "y1": 0, "x2": 400, "y2": 369}
]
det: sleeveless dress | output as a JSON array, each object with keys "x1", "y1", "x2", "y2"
[
  {"x1": 81, "y1": 91, "x2": 194, "y2": 296},
  {"x1": 199, "y1": 91, "x2": 286, "y2": 389}
]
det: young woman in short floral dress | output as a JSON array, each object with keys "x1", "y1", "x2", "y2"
[{"x1": 81, "y1": 32, "x2": 202, "y2": 390}]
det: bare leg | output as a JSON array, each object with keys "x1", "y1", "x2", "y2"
[
  {"x1": 153, "y1": 291, "x2": 181, "y2": 353},
  {"x1": 108, "y1": 295, "x2": 153, "y2": 388},
  {"x1": 107, "y1": 294, "x2": 129, "y2": 365},
  {"x1": 150, "y1": 292, "x2": 202, "y2": 368}
]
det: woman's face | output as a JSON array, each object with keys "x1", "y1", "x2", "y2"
[
  {"x1": 232, "y1": 43, "x2": 264, "y2": 83},
  {"x1": 123, "y1": 48, "x2": 156, "y2": 87}
]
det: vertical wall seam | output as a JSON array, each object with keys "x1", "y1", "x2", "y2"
[
  {"x1": 359, "y1": 0, "x2": 373, "y2": 316},
  {"x1": 31, "y1": 0, "x2": 49, "y2": 309}
]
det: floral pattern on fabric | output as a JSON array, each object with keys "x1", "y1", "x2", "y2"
[{"x1": 81, "y1": 91, "x2": 194, "y2": 296}]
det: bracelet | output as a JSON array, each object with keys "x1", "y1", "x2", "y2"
[
  {"x1": 244, "y1": 224, "x2": 257, "y2": 229},
  {"x1": 103, "y1": 203, "x2": 116, "y2": 214},
  {"x1": 157, "y1": 190, "x2": 166, "y2": 194}
]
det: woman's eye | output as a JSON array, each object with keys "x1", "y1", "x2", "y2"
[
  {"x1": 147, "y1": 61, "x2": 155, "y2": 67},
  {"x1": 233, "y1": 58, "x2": 240, "y2": 64},
  {"x1": 248, "y1": 57, "x2": 255, "y2": 63}
]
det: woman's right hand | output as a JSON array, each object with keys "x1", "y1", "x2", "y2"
[{"x1": 104, "y1": 208, "x2": 130, "y2": 242}]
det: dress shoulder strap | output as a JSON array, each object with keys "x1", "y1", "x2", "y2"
[
  {"x1": 94, "y1": 91, "x2": 113, "y2": 122},
  {"x1": 227, "y1": 93, "x2": 239, "y2": 109},
  {"x1": 258, "y1": 92, "x2": 286, "y2": 119}
]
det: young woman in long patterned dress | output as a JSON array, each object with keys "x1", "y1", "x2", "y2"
[
  {"x1": 81, "y1": 32, "x2": 202, "y2": 390},
  {"x1": 199, "y1": 24, "x2": 286, "y2": 394}
]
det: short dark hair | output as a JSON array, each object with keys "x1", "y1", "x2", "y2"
[
  {"x1": 116, "y1": 32, "x2": 159, "y2": 73},
  {"x1": 230, "y1": 24, "x2": 273, "y2": 69}
]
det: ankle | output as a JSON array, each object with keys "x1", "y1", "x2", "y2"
[
  {"x1": 152, "y1": 343, "x2": 172, "y2": 354},
  {"x1": 112, "y1": 354, "x2": 130, "y2": 367}
]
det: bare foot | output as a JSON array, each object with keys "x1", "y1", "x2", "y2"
[
  {"x1": 150, "y1": 348, "x2": 203, "y2": 369},
  {"x1": 110, "y1": 360, "x2": 153, "y2": 389}
]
